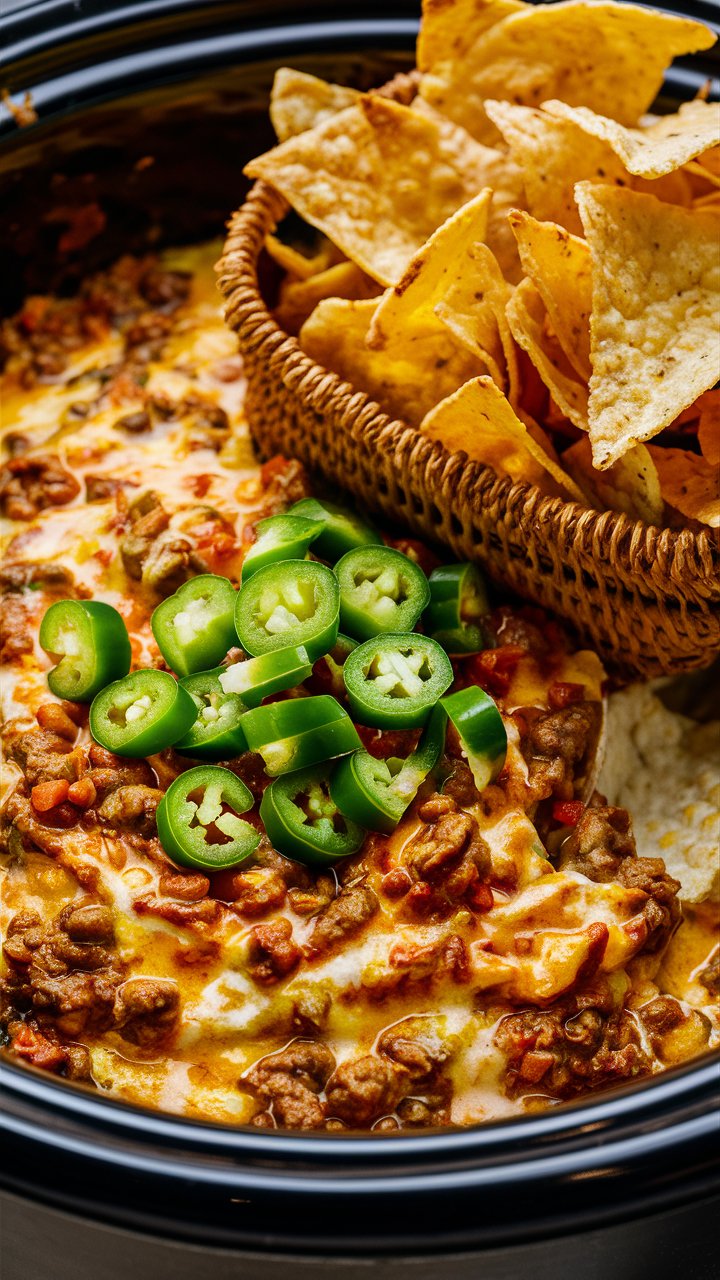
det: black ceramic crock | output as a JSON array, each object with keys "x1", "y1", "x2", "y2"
[{"x1": 1, "y1": 4, "x2": 719, "y2": 1278}]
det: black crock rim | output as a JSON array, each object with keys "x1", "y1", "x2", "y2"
[
  {"x1": 2, "y1": 1048, "x2": 718, "y2": 1172},
  {"x1": 1, "y1": 0, "x2": 717, "y2": 143},
  {"x1": 1, "y1": 1050, "x2": 719, "y2": 1253}
]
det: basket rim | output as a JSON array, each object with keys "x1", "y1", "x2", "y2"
[{"x1": 215, "y1": 132, "x2": 719, "y2": 590}]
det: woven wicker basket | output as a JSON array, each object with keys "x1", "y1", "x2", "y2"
[{"x1": 217, "y1": 181, "x2": 720, "y2": 680}]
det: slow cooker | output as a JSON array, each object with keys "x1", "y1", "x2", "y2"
[{"x1": 1, "y1": 3, "x2": 719, "y2": 1277}]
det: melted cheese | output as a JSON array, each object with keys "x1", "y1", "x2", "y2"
[{"x1": 1, "y1": 242, "x2": 717, "y2": 1128}]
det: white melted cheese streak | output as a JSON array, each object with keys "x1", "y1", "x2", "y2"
[{"x1": 1, "y1": 244, "x2": 717, "y2": 1126}]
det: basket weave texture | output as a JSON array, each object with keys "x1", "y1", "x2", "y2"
[{"x1": 218, "y1": 183, "x2": 720, "y2": 680}]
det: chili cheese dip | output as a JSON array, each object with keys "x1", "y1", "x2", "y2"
[{"x1": 1, "y1": 244, "x2": 718, "y2": 1131}]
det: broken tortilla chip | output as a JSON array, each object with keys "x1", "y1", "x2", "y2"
[
  {"x1": 274, "y1": 261, "x2": 381, "y2": 335},
  {"x1": 264, "y1": 234, "x2": 341, "y2": 281},
  {"x1": 647, "y1": 445, "x2": 720, "y2": 528},
  {"x1": 419, "y1": 374, "x2": 586, "y2": 501},
  {"x1": 575, "y1": 182, "x2": 720, "y2": 469},
  {"x1": 435, "y1": 243, "x2": 520, "y2": 403},
  {"x1": 508, "y1": 210, "x2": 592, "y2": 380},
  {"x1": 417, "y1": 0, "x2": 715, "y2": 145},
  {"x1": 269, "y1": 68, "x2": 360, "y2": 142},
  {"x1": 598, "y1": 683, "x2": 720, "y2": 903},
  {"x1": 506, "y1": 279, "x2": 589, "y2": 431},
  {"x1": 299, "y1": 296, "x2": 482, "y2": 429},
  {"x1": 542, "y1": 97, "x2": 720, "y2": 179},
  {"x1": 563, "y1": 436, "x2": 664, "y2": 525},
  {"x1": 685, "y1": 160, "x2": 720, "y2": 193},
  {"x1": 697, "y1": 390, "x2": 720, "y2": 468},
  {"x1": 245, "y1": 96, "x2": 504, "y2": 286}
]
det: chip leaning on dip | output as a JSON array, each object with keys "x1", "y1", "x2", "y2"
[{"x1": 241, "y1": 0, "x2": 720, "y2": 530}]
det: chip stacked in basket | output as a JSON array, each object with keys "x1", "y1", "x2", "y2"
[{"x1": 242, "y1": 0, "x2": 720, "y2": 531}]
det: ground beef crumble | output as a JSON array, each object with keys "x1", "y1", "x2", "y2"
[
  {"x1": 495, "y1": 982, "x2": 652, "y2": 1101},
  {"x1": 1, "y1": 902, "x2": 180, "y2": 1062}
]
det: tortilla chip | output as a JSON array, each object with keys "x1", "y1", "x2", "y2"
[
  {"x1": 411, "y1": 97, "x2": 526, "y2": 280},
  {"x1": 417, "y1": 0, "x2": 526, "y2": 76},
  {"x1": 264, "y1": 234, "x2": 340, "y2": 280},
  {"x1": 485, "y1": 101, "x2": 629, "y2": 236},
  {"x1": 270, "y1": 68, "x2": 360, "y2": 142},
  {"x1": 632, "y1": 167, "x2": 693, "y2": 208},
  {"x1": 563, "y1": 436, "x2": 664, "y2": 525},
  {"x1": 543, "y1": 98, "x2": 720, "y2": 179},
  {"x1": 694, "y1": 191, "x2": 720, "y2": 212},
  {"x1": 486, "y1": 100, "x2": 693, "y2": 236},
  {"x1": 598, "y1": 683, "x2": 720, "y2": 903},
  {"x1": 435, "y1": 243, "x2": 520, "y2": 402},
  {"x1": 697, "y1": 390, "x2": 720, "y2": 468},
  {"x1": 684, "y1": 159, "x2": 720, "y2": 193},
  {"x1": 417, "y1": 0, "x2": 527, "y2": 142},
  {"x1": 245, "y1": 96, "x2": 503, "y2": 286},
  {"x1": 647, "y1": 446, "x2": 720, "y2": 528},
  {"x1": 575, "y1": 183, "x2": 720, "y2": 468},
  {"x1": 419, "y1": 375, "x2": 586, "y2": 501},
  {"x1": 508, "y1": 211, "x2": 592, "y2": 380},
  {"x1": 506, "y1": 279, "x2": 589, "y2": 431},
  {"x1": 368, "y1": 190, "x2": 492, "y2": 343},
  {"x1": 698, "y1": 145, "x2": 720, "y2": 177},
  {"x1": 299, "y1": 297, "x2": 482, "y2": 429},
  {"x1": 365, "y1": 191, "x2": 502, "y2": 391},
  {"x1": 274, "y1": 261, "x2": 381, "y2": 334},
  {"x1": 417, "y1": 0, "x2": 715, "y2": 145}
]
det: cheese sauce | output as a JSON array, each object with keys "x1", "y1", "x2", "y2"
[{"x1": 1, "y1": 243, "x2": 717, "y2": 1130}]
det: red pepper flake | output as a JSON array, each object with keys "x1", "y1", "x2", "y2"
[
  {"x1": 464, "y1": 645, "x2": 526, "y2": 698},
  {"x1": 31, "y1": 779, "x2": 70, "y2": 812},
  {"x1": 548, "y1": 681, "x2": 585, "y2": 710},
  {"x1": 552, "y1": 800, "x2": 585, "y2": 827}
]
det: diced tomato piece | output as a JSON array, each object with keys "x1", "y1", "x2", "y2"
[
  {"x1": 466, "y1": 881, "x2": 494, "y2": 913},
  {"x1": 548, "y1": 681, "x2": 585, "y2": 710},
  {"x1": 31, "y1": 779, "x2": 70, "y2": 812},
  {"x1": 260, "y1": 455, "x2": 291, "y2": 487},
  {"x1": 384, "y1": 537, "x2": 441, "y2": 576},
  {"x1": 518, "y1": 1050, "x2": 554, "y2": 1083},
  {"x1": 18, "y1": 295, "x2": 49, "y2": 333},
  {"x1": 11, "y1": 1025, "x2": 66, "y2": 1072},
  {"x1": 185, "y1": 473, "x2": 213, "y2": 499},
  {"x1": 67, "y1": 778, "x2": 97, "y2": 808},
  {"x1": 356, "y1": 724, "x2": 420, "y2": 760},
  {"x1": 464, "y1": 645, "x2": 526, "y2": 698},
  {"x1": 552, "y1": 800, "x2": 585, "y2": 826}
]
